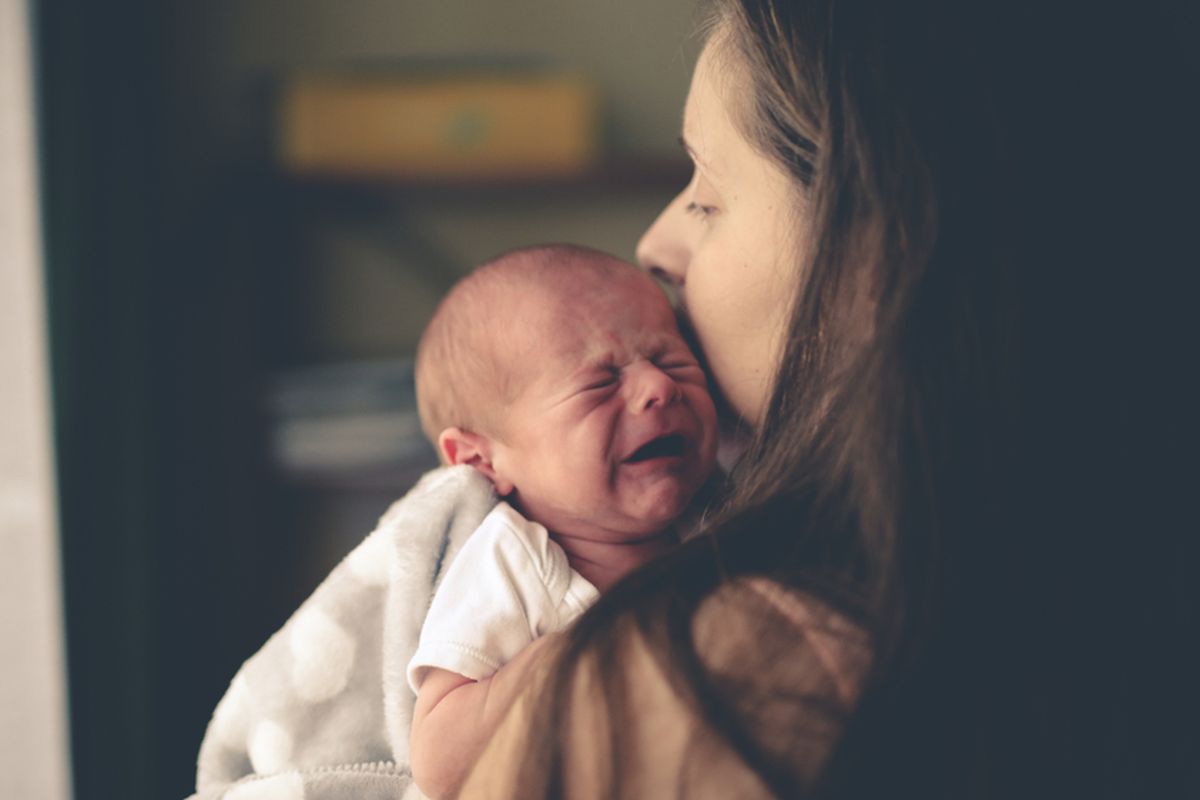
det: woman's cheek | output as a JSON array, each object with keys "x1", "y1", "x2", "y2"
[{"x1": 689, "y1": 262, "x2": 743, "y2": 400}]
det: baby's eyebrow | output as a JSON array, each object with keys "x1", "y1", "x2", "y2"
[
  {"x1": 569, "y1": 354, "x2": 617, "y2": 378},
  {"x1": 648, "y1": 330, "x2": 686, "y2": 352},
  {"x1": 580, "y1": 339, "x2": 680, "y2": 375}
]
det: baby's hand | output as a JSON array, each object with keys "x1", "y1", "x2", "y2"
[{"x1": 411, "y1": 634, "x2": 561, "y2": 799}]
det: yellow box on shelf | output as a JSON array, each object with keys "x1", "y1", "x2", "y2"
[{"x1": 279, "y1": 73, "x2": 601, "y2": 180}]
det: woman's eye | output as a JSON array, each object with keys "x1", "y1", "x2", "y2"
[{"x1": 685, "y1": 201, "x2": 716, "y2": 220}]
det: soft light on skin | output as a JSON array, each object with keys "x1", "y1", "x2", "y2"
[
  {"x1": 438, "y1": 266, "x2": 719, "y2": 551},
  {"x1": 637, "y1": 36, "x2": 807, "y2": 427}
]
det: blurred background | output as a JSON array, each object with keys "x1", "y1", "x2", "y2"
[{"x1": 3, "y1": 0, "x2": 700, "y2": 797}]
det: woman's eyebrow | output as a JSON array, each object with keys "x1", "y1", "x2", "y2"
[
  {"x1": 678, "y1": 134, "x2": 719, "y2": 180},
  {"x1": 678, "y1": 135, "x2": 704, "y2": 168}
]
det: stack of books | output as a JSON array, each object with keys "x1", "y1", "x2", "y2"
[{"x1": 265, "y1": 359, "x2": 437, "y2": 488}]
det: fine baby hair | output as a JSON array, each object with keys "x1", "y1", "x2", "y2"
[{"x1": 415, "y1": 243, "x2": 649, "y2": 447}]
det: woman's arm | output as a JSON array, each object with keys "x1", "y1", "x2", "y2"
[{"x1": 410, "y1": 635, "x2": 557, "y2": 799}]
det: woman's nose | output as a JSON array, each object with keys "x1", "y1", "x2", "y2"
[
  {"x1": 636, "y1": 190, "x2": 692, "y2": 289},
  {"x1": 627, "y1": 362, "x2": 681, "y2": 412}
]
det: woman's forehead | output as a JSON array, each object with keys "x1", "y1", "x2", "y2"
[{"x1": 684, "y1": 39, "x2": 748, "y2": 183}]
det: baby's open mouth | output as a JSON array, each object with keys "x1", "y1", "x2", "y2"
[{"x1": 625, "y1": 433, "x2": 687, "y2": 463}]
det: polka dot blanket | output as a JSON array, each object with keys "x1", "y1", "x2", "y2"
[{"x1": 187, "y1": 466, "x2": 497, "y2": 800}]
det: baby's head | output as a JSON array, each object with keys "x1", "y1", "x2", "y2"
[{"x1": 416, "y1": 244, "x2": 718, "y2": 540}]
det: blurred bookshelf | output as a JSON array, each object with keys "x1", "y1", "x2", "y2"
[
  {"x1": 255, "y1": 69, "x2": 692, "y2": 584},
  {"x1": 264, "y1": 150, "x2": 688, "y2": 492},
  {"x1": 263, "y1": 155, "x2": 687, "y2": 482}
]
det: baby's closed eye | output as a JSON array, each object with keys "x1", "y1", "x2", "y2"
[
  {"x1": 580, "y1": 369, "x2": 619, "y2": 393},
  {"x1": 655, "y1": 355, "x2": 705, "y2": 379}
]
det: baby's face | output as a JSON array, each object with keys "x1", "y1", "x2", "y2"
[{"x1": 488, "y1": 270, "x2": 718, "y2": 541}]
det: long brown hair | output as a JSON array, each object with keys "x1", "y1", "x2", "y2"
[{"x1": 508, "y1": 1, "x2": 1197, "y2": 796}]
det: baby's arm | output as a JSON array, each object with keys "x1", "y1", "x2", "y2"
[{"x1": 411, "y1": 635, "x2": 555, "y2": 799}]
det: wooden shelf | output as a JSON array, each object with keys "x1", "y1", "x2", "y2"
[{"x1": 280, "y1": 157, "x2": 691, "y2": 199}]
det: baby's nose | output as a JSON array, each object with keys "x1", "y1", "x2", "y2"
[{"x1": 628, "y1": 363, "x2": 681, "y2": 412}]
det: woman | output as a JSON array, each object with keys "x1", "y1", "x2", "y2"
[{"x1": 460, "y1": 0, "x2": 1197, "y2": 797}]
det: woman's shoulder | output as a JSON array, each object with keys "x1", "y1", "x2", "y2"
[
  {"x1": 694, "y1": 576, "x2": 870, "y2": 707},
  {"x1": 682, "y1": 577, "x2": 871, "y2": 792},
  {"x1": 458, "y1": 576, "x2": 872, "y2": 799},
  {"x1": 592, "y1": 579, "x2": 869, "y2": 791}
]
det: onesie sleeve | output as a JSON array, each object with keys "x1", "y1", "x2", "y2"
[{"x1": 407, "y1": 503, "x2": 588, "y2": 692}]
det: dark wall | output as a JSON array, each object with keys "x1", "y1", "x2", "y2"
[{"x1": 35, "y1": 2, "x2": 300, "y2": 797}]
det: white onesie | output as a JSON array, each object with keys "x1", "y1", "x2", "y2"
[{"x1": 407, "y1": 502, "x2": 599, "y2": 692}]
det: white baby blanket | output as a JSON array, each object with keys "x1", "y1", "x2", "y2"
[{"x1": 188, "y1": 465, "x2": 497, "y2": 800}]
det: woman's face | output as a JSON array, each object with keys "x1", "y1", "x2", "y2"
[{"x1": 637, "y1": 40, "x2": 805, "y2": 426}]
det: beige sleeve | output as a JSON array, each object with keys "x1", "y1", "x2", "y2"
[{"x1": 457, "y1": 579, "x2": 869, "y2": 799}]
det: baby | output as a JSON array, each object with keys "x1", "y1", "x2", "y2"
[
  {"x1": 188, "y1": 244, "x2": 717, "y2": 800},
  {"x1": 407, "y1": 244, "x2": 719, "y2": 797}
]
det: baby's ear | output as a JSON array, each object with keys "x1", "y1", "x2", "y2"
[{"x1": 437, "y1": 427, "x2": 514, "y2": 496}]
